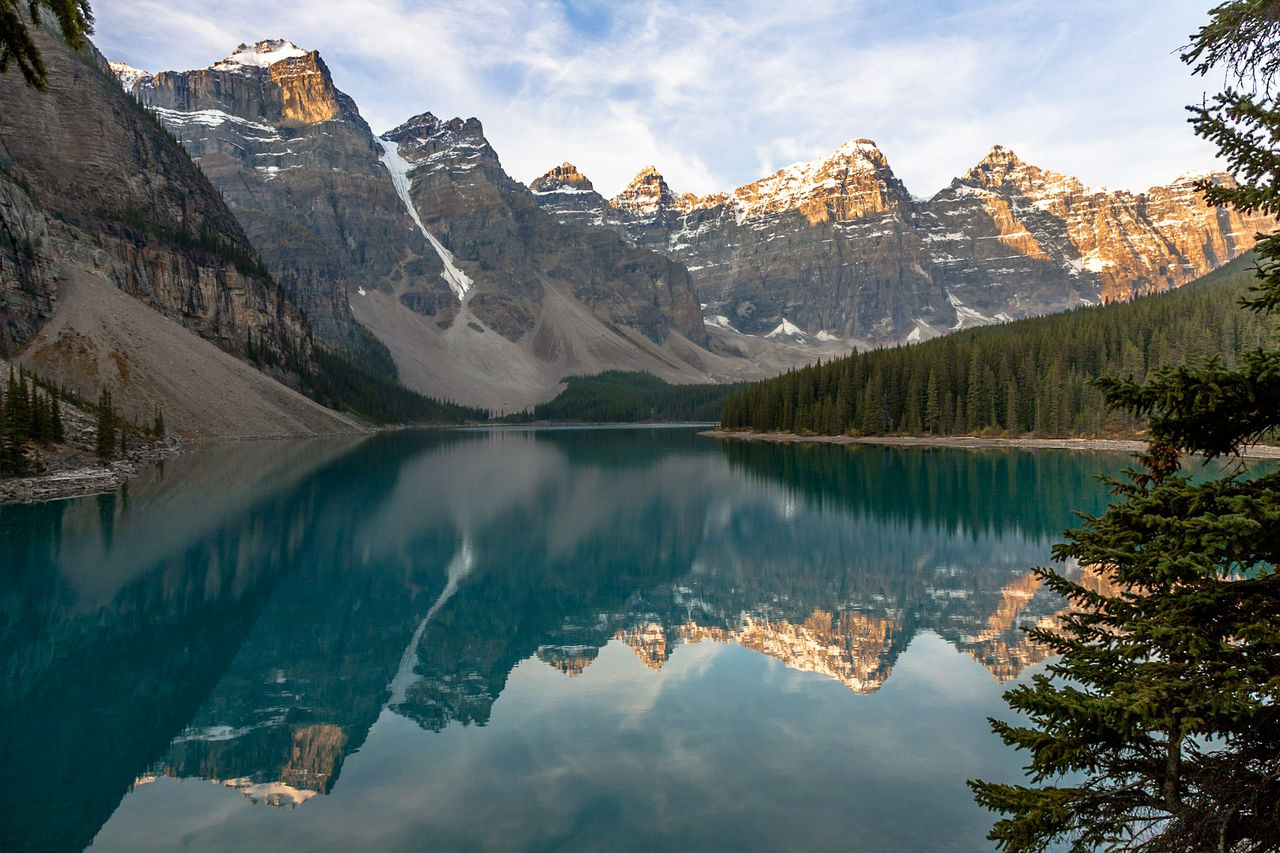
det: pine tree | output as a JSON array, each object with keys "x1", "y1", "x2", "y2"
[
  {"x1": 50, "y1": 393, "x2": 63, "y2": 442},
  {"x1": 95, "y1": 388, "x2": 116, "y2": 460},
  {"x1": 0, "y1": 0, "x2": 94, "y2": 90},
  {"x1": 970, "y1": 4, "x2": 1280, "y2": 850},
  {"x1": 924, "y1": 369, "x2": 942, "y2": 434},
  {"x1": 0, "y1": 367, "x2": 29, "y2": 476}
]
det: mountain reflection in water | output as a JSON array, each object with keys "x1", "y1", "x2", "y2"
[{"x1": 0, "y1": 427, "x2": 1129, "y2": 852}]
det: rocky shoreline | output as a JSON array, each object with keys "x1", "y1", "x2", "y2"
[
  {"x1": 700, "y1": 430, "x2": 1280, "y2": 460},
  {"x1": 0, "y1": 437, "x2": 183, "y2": 504}
]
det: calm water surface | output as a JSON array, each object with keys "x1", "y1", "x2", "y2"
[{"x1": 0, "y1": 427, "x2": 1136, "y2": 852}]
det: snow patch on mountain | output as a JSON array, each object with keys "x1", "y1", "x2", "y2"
[
  {"x1": 385, "y1": 535, "x2": 476, "y2": 711},
  {"x1": 212, "y1": 39, "x2": 307, "y2": 71},
  {"x1": 703, "y1": 314, "x2": 740, "y2": 333},
  {"x1": 946, "y1": 291, "x2": 1000, "y2": 330},
  {"x1": 378, "y1": 137, "x2": 474, "y2": 302},
  {"x1": 532, "y1": 185, "x2": 596, "y2": 196},
  {"x1": 150, "y1": 107, "x2": 282, "y2": 140},
  {"x1": 108, "y1": 61, "x2": 150, "y2": 90},
  {"x1": 222, "y1": 777, "x2": 319, "y2": 807},
  {"x1": 765, "y1": 318, "x2": 808, "y2": 339}
]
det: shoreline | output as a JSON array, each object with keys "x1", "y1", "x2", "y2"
[
  {"x1": 9, "y1": 424, "x2": 1276, "y2": 505},
  {"x1": 0, "y1": 420, "x2": 375, "y2": 506},
  {"x1": 0, "y1": 437, "x2": 184, "y2": 505},
  {"x1": 700, "y1": 429, "x2": 1280, "y2": 459}
]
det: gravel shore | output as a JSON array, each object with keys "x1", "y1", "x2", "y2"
[
  {"x1": 700, "y1": 430, "x2": 1280, "y2": 460},
  {"x1": 0, "y1": 437, "x2": 182, "y2": 504}
]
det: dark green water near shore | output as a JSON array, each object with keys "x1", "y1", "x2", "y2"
[{"x1": 0, "y1": 427, "x2": 1136, "y2": 852}]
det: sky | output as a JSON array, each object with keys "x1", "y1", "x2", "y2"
[{"x1": 95, "y1": 0, "x2": 1228, "y2": 200}]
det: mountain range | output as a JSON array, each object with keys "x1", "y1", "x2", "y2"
[
  {"x1": 0, "y1": 29, "x2": 1269, "y2": 430},
  {"x1": 108, "y1": 38, "x2": 1271, "y2": 412},
  {"x1": 533, "y1": 142, "x2": 1270, "y2": 345},
  {"x1": 110, "y1": 40, "x2": 828, "y2": 413}
]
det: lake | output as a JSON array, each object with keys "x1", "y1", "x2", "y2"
[{"x1": 0, "y1": 426, "x2": 1135, "y2": 852}]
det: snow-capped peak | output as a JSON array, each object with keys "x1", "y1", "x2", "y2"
[
  {"x1": 611, "y1": 165, "x2": 677, "y2": 215},
  {"x1": 830, "y1": 137, "x2": 883, "y2": 163},
  {"x1": 108, "y1": 61, "x2": 151, "y2": 90},
  {"x1": 1172, "y1": 169, "x2": 1223, "y2": 186},
  {"x1": 715, "y1": 137, "x2": 901, "y2": 222},
  {"x1": 780, "y1": 138, "x2": 885, "y2": 177},
  {"x1": 212, "y1": 39, "x2": 308, "y2": 71}
]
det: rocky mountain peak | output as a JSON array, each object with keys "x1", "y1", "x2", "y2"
[
  {"x1": 979, "y1": 143, "x2": 1022, "y2": 168},
  {"x1": 383, "y1": 111, "x2": 444, "y2": 139},
  {"x1": 611, "y1": 166, "x2": 678, "y2": 216},
  {"x1": 530, "y1": 162, "x2": 595, "y2": 194},
  {"x1": 108, "y1": 61, "x2": 151, "y2": 90},
  {"x1": 381, "y1": 113, "x2": 495, "y2": 171},
  {"x1": 1170, "y1": 169, "x2": 1225, "y2": 188},
  {"x1": 830, "y1": 137, "x2": 888, "y2": 167},
  {"x1": 383, "y1": 113, "x2": 485, "y2": 148},
  {"x1": 959, "y1": 145, "x2": 1083, "y2": 199},
  {"x1": 211, "y1": 39, "x2": 308, "y2": 71},
  {"x1": 962, "y1": 145, "x2": 1030, "y2": 189},
  {"x1": 131, "y1": 40, "x2": 355, "y2": 127},
  {"x1": 727, "y1": 137, "x2": 908, "y2": 223}
]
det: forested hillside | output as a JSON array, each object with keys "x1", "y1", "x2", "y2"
[
  {"x1": 720, "y1": 254, "x2": 1272, "y2": 437},
  {"x1": 506, "y1": 371, "x2": 741, "y2": 423},
  {"x1": 305, "y1": 334, "x2": 487, "y2": 425}
]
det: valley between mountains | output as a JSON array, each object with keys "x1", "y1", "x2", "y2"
[{"x1": 0, "y1": 32, "x2": 1270, "y2": 436}]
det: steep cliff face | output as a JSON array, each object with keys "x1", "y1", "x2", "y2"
[
  {"x1": 536, "y1": 144, "x2": 951, "y2": 342},
  {"x1": 934, "y1": 146, "x2": 1270, "y2": 307},
  {"x1": 0, "y1": 25, "x2": 352, "y2": 435},
  {"x1": 122, "y1": 40, "x2": 441, "y2": 346},
  {"x1": 379, "y1": 111, "x2": 707, "y2": 346},
  {"x1": 534, "y1": 142, "x2": 1271, "y2": 345},
  {"x1": 0, "y1": 31, "x2": 310, "y2": 363},
  {"x1": 123, "y1": 45, "x2": 773, "y2": 410}
]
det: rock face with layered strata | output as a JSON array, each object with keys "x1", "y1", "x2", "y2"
[
  {"x1": 379, "y1": 112, "x2": 706, "y2": 345},
  {"x1": 120, "y1": 45, "x2": 756, "y2": 410},
  {"x1": 0, "y1": 33, "x2": 310, "y2": 362},
  {"x1": 528, "y1": 162, "x2": 618, "y2": 232},
  {"x1": 0, "y1": 26, "x2": 355, "y2": 436},
  {"x1": 122, "y1": 40, "x2": 442, "y2": 346},
  {"x1": 925, "y1": 145, "x2": 1270, "y2": 312},
  {"x1": 534, "y1": 142, "x2": 1271, "y2": 345}
]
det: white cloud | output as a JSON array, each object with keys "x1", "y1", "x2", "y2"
[{"x1": 94, "y1": 0, "x2": 1222, "y2": 199}]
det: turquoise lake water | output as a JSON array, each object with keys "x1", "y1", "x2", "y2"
[{"x1": 0, "y1": 426, "x2": 1140, "y2": 852}]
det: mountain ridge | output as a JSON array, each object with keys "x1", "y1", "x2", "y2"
[
  {"x1": 533, "y1": 140, "x2": 1270, "y2": 343},
  {"x1": 90, "y1": 34, "x2": 1276, "y2": 413},
  {"x1": 116, "y1": 41, "x2": 845, "y2": 410}
]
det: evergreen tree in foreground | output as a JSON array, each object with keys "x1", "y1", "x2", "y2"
[
  {"x1": 969, "y1": 2, "x2": 1280, "y2": 850},
  {"x1": 0, "y1": 0, "x2": 93, "y2": 90}
]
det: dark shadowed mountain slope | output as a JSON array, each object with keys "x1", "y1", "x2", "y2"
[{"x1": 0, "y1": 25, "x2": 358, "y2": 436}]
